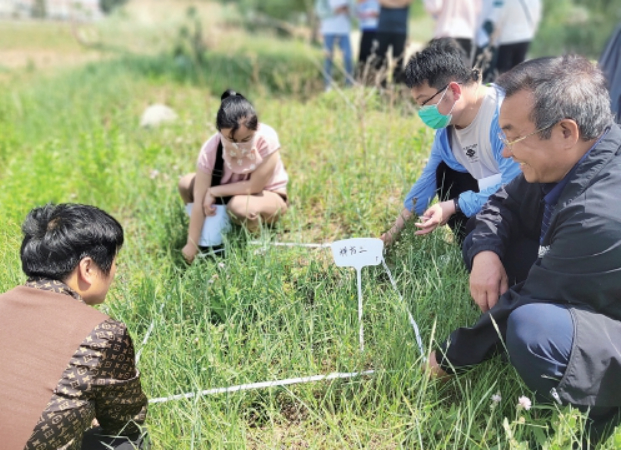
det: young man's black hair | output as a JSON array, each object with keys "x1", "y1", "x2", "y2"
[
  {"x1": 405, "y1": 38, "x2": 479, "y2": 90},
  {"x1": 20, "y1": 203, "x2": 124, "y2": 281}
]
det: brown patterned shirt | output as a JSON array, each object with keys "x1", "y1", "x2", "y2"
[{"x1": 23, "y1": 279, "x2": 148, "y2": 450}]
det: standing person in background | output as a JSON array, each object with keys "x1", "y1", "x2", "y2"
[
  {"x1": 316, "y1": 0, "x2": 355, "y2": 91},
  {"x1": 372, "y1": 0, "x2": 414, "y2": 85},
  {"x1": 476, "y1": 0, "x2": 541, "y2": 79},
  {"x1": 423, "y1": 0, "x2": 482, "y2": 64},
  {"x1": 178, "y1": 90, "x2": 289, "y2": 264},
  {"x1": 356, "y1": 0, "x2": 380, "y2": 83}
]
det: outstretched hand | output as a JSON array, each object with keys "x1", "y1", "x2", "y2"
[
  {"x1": 414, "y1": 200, "x2": 456, "y2": 235},
  {"x1": 380, "y1": 230, "x2": 397, "y2": 247},
  {"x1": 181, "y1": 243, "x2": 198, "y2": 264}
]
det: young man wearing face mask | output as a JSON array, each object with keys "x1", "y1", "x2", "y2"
[{"x1": 381, "y1": 38, "x2": 521, "y2": 245}]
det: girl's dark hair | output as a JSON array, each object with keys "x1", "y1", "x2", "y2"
[
  {"x1": 20, "y1": 203, "x2": 124, "y2": 281},
  {"x1": 215, "y1": 89, "x2": 258, "y2": 139},
  {"x1": 405, "y1": 38, "x2": 480, "y2": 90}
]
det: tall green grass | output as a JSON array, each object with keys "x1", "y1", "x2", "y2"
[{"x1": 0, "y1": 24, "x2": 619, "y2": 449}]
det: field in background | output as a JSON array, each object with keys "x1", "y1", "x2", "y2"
[{"x1": 0, "y1": 2, "x2": 619, "y2": 448}]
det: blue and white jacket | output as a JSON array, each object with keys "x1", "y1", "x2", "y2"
[{"x1": 404, "y1": 86, "x2": 521, "y2": 217}]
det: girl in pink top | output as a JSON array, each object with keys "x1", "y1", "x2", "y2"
[{"x1": 178, "y1": 90, "x2": 289, "y2": 263}]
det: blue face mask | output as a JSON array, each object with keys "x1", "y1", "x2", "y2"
[{"x1": 417, "y1": 87, "x2": 456, "y2": 129}]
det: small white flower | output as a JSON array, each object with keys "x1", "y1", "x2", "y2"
[
  {"x1": 218, "y1": 262, "x2": 226, "y2": 269},
  {"x1": 149, "y1": 169, "x2": 160, "y2": 179},
  {"x1": 517, "y1": 396, "x2": 532, "y2": 410},
  {"x1": 491, "y1": 394, "x2": 502, "y2": 404}
]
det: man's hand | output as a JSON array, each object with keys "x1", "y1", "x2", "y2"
[
  {"x1": 414, "y1": 200, "x2": 456, "y2": 235},
  {"x1": 181, "y1": 243, "x2": 198, "y2": 264},
  {"x1": 470, "y1": 251, "x2": 508, "y2": 312},
  {"x1": 203, "y1": 190, "x2": 217, "y2": 217}
]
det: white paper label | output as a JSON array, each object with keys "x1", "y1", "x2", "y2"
[{"x1": 330, "y1": 238, "x2": 384, "y2": 270}]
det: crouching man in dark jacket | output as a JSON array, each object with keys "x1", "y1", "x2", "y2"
[{"x1": 426, "y1": 54, "x2": 621, "y2": 442}]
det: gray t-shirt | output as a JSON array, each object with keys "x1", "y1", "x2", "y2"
[{"x1": 376, "y1": 6, "x2": 409, "y2": 34}]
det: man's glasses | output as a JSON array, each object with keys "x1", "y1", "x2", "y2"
[
  {"x1": 415, "y1": 84, "x2": 449, "y2": 110},
  {"x1": 498, "y1": 123, "x2": 555, "y2": 148}
]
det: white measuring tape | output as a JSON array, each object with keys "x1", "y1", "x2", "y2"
[
  {"x1": 249, "y1": 240, "x2": 331, "y2": 249},
  {"x1": 141, "y1": 239, "x2": 426, "y2": 404},
  {"x1": 149, "y1": 370, "x2": 375, "y2": 404},
  {"x1": 381, "y1": 259, "x2": 426, "y2": 359}
]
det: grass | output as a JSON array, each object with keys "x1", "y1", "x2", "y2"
[{"x1": 0, "y1": 5, "x2": 620, "y2": 449}]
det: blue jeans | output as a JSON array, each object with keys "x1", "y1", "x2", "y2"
[{"x1": 322, "y1": 34, "x2": 353, "y2": 88}]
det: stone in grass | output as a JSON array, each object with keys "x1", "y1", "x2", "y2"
[{"x1": 140, "y1": 104, "x2": 178, "y2": 128}]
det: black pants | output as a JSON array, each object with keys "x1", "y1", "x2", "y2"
[
  {"x1": 435, "y1": 162, "x2": 479, "y2": 243},
  {"x1": 453, "y1": 38, "x2": 473, "y2": 64},
  {"x1": 357, "y1": 29, "x2": 376, "y2": 83},
  {"x1": 82, "y1": 428, "x2": 149, "y2": 450},
  {"x1": 496, "y1": 41, "x2": 530, "y2": 75},
  {"x1": 372, "y1": 31, "x2": 407, "y2": 85},
  {"x1": 474, "y1": 41, "x2": 530, "y2": 82}
]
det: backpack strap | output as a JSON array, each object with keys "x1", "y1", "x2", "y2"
[
  {"x1": 211, "y1": 139, "x2": 224, "y2": 188},
  {"x1": 211, "y1": 139, "x2": 232, "y2": 206}
]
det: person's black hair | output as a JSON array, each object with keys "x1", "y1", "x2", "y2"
[
  {"x1": 215, "y1": 89, "x2": 258, "y2": 139},
  {"x1": 20, "y1": 203, "x2": 124, "y2": 281},
  {"x1": 404, "y1": 38, "x2": 480, "y2": 90}
]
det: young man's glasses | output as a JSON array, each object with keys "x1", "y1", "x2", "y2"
[
  {"x1": 498, "y1": 123, "x2": 555, "y2": 148},
  {"x1": 415, "y1": 84, "x2": 449, "y2": 110}
]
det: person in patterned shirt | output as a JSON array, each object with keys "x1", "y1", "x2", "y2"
[{"x1": 0, "y1": 203, "x2": 148, "y2": 450}]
